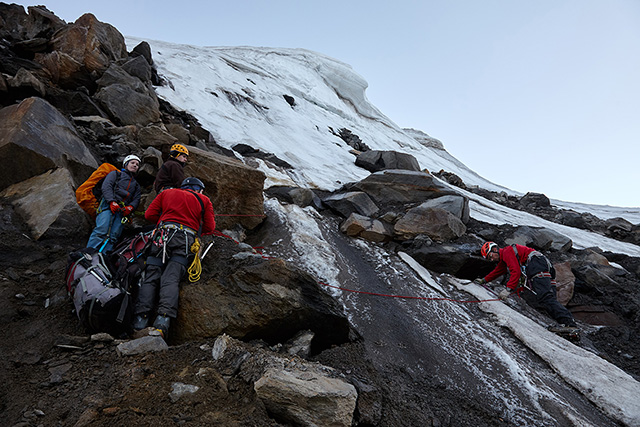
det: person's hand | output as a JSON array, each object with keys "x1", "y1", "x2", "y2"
[
  {"x1": 109, "y1": 202, "x2": 121, "y2": 214},
  {"x1": 122, "y1": 205, "x2": 134, "y2": 216},
  {"x1": 499, "y1": 289, "x2": 511, "y2": 300},
  {"x1": 473, "y1": 278, "x2": 485, "y2": 285}
]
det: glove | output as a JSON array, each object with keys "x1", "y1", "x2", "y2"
[
  {"x1": 122, "y1": 205, "x2": 134, "y2": 216},
  {"x1": 498, "y1": 289, "x2": 511, "y2": 300},
  {"x1": 473, "y1": 278, "x2": 485, "y2": 285},
  {"x1": 109, "y1": 201, "x2": 121, "y2": 214}
]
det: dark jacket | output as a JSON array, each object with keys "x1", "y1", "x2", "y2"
[
  {"x1": 153, "y1": 158, "x2": 185, "y2": 192},
  {"x1": 145, "y1": 188, "x2": 215, "y2": 235},
  {"x1": 101, "y1": 169, "x2": 141, "y2": 209}
]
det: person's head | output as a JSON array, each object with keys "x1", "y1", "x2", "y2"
[
  {"x1": 123, "y1": 154, "x2": 141, "y2": 173},
  {"x1": 481, "y1": 241, "x2": 500, "y2": 262},
  {"x1": 170, "y1": 143, "x2": 189, "y2": 164},
  {"x1": 181, "y1": 177, "x2": 205, "y2": 193}
]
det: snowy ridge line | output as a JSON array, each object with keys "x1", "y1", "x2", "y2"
[
  {"x1": 430, "y1": 176, "x2": 640, "y2": 257},
  {"x1": 449, "y1": 278, "x2": 640, "y2": 426}
]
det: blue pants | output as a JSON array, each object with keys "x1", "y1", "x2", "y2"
[{"x1": 86, "y1": 200, "x2": 124, "y2": 252}]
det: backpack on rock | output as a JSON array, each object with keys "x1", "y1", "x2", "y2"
[
  {"x1": 65, "y1": 247, "x2": 133, "y2": 335},
  {"x1": 75, "y1": 163, "x2": 118, "y2": 219}
]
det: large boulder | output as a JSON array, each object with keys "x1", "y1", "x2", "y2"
[
  {"x1": 93, "y1": 64, "x2": 160, "y2": 126},
  {"x1": 129, "y1": 41, "x2": 153, "y2": 65},
  {"x1": 394, "y1": 206, "x2": 466, "y2": 241},
  {"x1": 46, "y1": 87, "x2": 107, "y2": 117},
  {"x1": 255, "y1": 367, "x2": 357, "y2": 427},
  {"x1": 505, "y1": 226, "x2": 572, "y2": 252},
  {"x1": 323, "y1": 191, "x2": 379, "y2": 218},
  {"x1": 0, "y1": 97, "x2": 97, "y2": 191},
  {"x1": 420, "y1": 194, "x2": 470, "y2": 224},
  {"x1": 520, "y1": 192, "x2": 551, "y2": 208},
  {"x1": 355, "y1": 150, "x2": 420, "y2": 173},
  {"x1": 95, "y1": 84, "x2": 160, "y2": 126},
  {"x1": 212, "y1": 335, "x2": 357, "y2": 427},
  {"x1": 184, "y1": 146, "x2": 265, "y2": 230},
  {"x1": 0, "y1": 4, "x2": 65, "y2": 42},
  {"x1": 175, "y1": 257, "x2": 351, "y2": 349},
  {"x1": 35, "y1": 50, "x2": 87, "y2": 88},
  {"x1": 340, "y1": 213, "x2": 393, "y2": 243},
  {"x1": 48, "y1": 13, "x2": 127, "y2": 73},
  {"x1": 121, "y1": 55, "x2": 153, "y2": 83},
  {"x1": 137, "y1": 124, "x2": 177, "y2": 148},
  {"x1": 7, "y1": 68, "x2": 46, "y2": 97},
  {"x1": 0, "y1": 168, "x2": 91, "y2": 240},
  {"x1": 353, "y1": 169, "x2": 454, "y2": 205},
  {"x1": 266, "y1": 186, "x2": 322, "y2": 209}
]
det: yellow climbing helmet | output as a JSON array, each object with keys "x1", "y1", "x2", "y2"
[{"x1": 170, "y1": 143, "x2": 189, "y2": 157}]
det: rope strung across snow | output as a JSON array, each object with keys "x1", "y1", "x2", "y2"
[
  {"x1": 318, "y1": 281, "x2": 500, "y2": 304},
  {"x1": 215, "y1": 214, "x2": 267, "y2": 217},
  {"x1": 211, "y1": 231, "x2": 499, "y2": 304}
]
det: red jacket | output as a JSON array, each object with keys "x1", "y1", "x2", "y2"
[
  {"x1": 145, "y1": 188, "x2": 216, "y2": 235},
  {"x1": 483, "y1": 244, "x2": 536, "y2": 289}
]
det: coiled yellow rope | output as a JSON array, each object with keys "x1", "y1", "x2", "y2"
[{"x1": 187, "y1": 238, "x2": 202, "y2": 282}]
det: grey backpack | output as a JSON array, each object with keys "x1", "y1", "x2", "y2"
[{"x1": 65, "y1": 249, "x2": 132, "y2": 334}]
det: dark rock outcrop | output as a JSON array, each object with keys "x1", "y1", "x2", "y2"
[
  {"x1": 355, "y1": 150, "x2": 420, "y2": 173},
  {"x1": 176, "y1": 257, "x2": 352, "y2": 352},
  {"x1": 0, "y1": 97, "x2": 97, "y2": 191},
  {"x1": 184, "y1": 146, "x2": 266, "y2": 230}
]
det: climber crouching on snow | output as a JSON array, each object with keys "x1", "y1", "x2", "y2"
[
  {"x1": 86, "y1": 155, "x2": 141, "y2": 253},
  {"x1": 133, "y1": 177, "x2": 215, "y2": 338},
  {"x1": 473, "y1": 242, "x2": 579, "y2": 336}
]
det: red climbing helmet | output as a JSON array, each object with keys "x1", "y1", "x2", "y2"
[{"x1": 481, "y1": 241, "x2": 498, "y2": 259}]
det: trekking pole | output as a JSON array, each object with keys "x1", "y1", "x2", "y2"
[{"x1": 98, "y1": 212, "x2": 117, "y2": 253}]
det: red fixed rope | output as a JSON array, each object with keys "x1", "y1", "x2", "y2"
[
  {"x1": 211, "y1": 232, "x2": 498, "y2": 304},
  {"x1": 215, "y1": 214, "x2": 266, "y2": 217},
  {"x1": 319, "y1": 281, "x2": 500, "y2": 304}
]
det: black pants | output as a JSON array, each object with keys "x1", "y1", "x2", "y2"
[
  {"x1": 135, "y1": 229, "x2": 194, "y2": 318},
  {"x1": 522, "y1": 254, "x2": 576, "y2": 326}
]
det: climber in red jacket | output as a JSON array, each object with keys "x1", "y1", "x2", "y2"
[
  {"x1": 133, "y1": 177, "x2": 215, "y2": 338},
  {"x1": 474, "y1": 242, "x2": 578, "y2": 334}
]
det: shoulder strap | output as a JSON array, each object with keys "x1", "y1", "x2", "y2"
[
  {"x1": 511, "y1": 244, "x2": 520, "y2": 263},
  {"x1": 186, "y1": 190, "x2": 206, "y2": 236}
]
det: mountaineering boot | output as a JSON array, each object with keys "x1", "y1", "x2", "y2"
[
  {"x1": 151, "y1": 314, "x2": 171, "y2": 338},
  {"x1": 548, "y1": 324, "x2": 580, "y2": 341},
  {"x1": 132, "y1": 313, "x2": 149, "y2": 330}
]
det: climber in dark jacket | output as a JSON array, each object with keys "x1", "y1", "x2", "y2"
[
  {"x1": 87, "y1": 155, "x2": 142, "y2": 252},
  {"x1": 474, "y1": 242, "x2": 578, "y2": 332},
  {"x1": 133, "y1": 177, "x2": 215, "y2": 338},
  {"x1": 153, "y1": 143, "x2": 189, "y2": 193}
]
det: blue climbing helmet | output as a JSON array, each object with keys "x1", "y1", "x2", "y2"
[{"x1": 181, "y1": 177, "x2": 205, "y2": 192}]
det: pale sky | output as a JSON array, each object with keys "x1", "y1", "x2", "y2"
[{"x1": 13, "y1": 0, "x2": 640, "y2": 207}]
